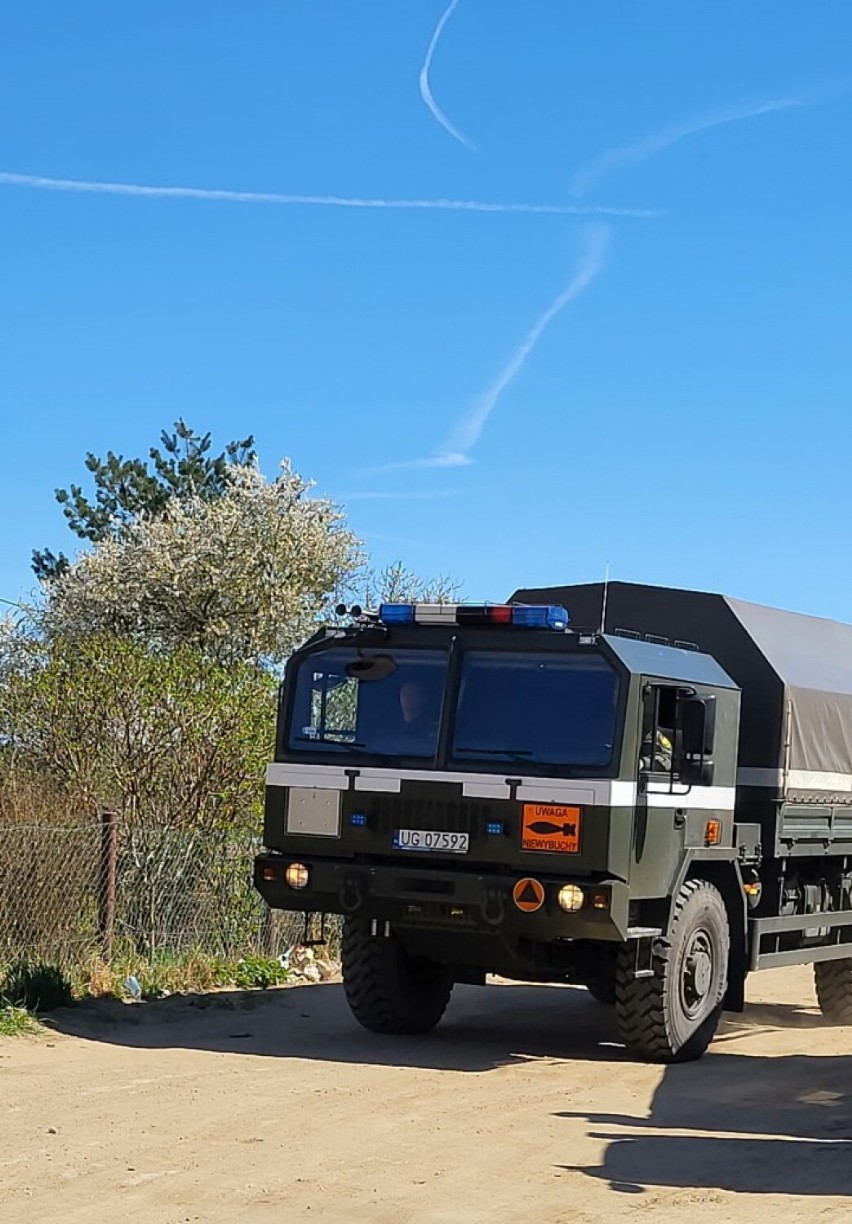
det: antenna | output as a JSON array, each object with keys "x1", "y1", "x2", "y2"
[{"x1": 599, "y1": 562, "x2": 610, "y2": 634}]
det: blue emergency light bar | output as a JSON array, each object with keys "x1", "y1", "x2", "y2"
[{"x1": 377, "y1": 603, "x2": 571, "y2": 630}]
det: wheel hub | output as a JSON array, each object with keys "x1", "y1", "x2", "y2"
[{"x1": 682, "y1": 930, "x2": 714, "y2": 1017}]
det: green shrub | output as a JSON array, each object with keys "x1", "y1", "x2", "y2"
[
  {"x1": 1, "y1": 960, "x2": 74, "y2": 1012},
  {"x1": 0, "y1": 1005, "x2": 39, "y2": 1036},
  {"x1": 230, "y1": 955, "x2": 289, "y2": 990}
]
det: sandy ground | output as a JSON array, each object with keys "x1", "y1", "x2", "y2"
[{"x1": 1, "y1": 966, "x2": 850, "y2": 1224}]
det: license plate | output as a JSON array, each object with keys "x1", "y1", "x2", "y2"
[{"x1": 392, "y1": 829, "x2": 470, "y2": 854}]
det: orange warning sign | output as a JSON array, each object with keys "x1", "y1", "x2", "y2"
[
  {"x1": 521, "y1": 803, "x2": 581, "y2": 854},
  {"x1": 512, "y1": 877, "x2": 545, "y2": 913}
]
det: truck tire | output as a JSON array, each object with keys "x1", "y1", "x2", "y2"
[
  {"x1": 341, "y1": 917, "x2": 453, "y2": 1034},
  {"x1": 615, "y1": 879, "x2": 729, "y2": 1063},
  {"x1": 814, "y1": 959, "x2": 852, "y2": 1024}
]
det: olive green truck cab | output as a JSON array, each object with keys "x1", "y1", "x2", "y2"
[{"x1": 254, "y1": 581, "x2": 852, "y2": 1062}]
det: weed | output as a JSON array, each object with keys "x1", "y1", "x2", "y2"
[
  {"x1": 75, "y1": 955, "x2": 120, "y2": 999},
  {"x1": 1, "y1": 961, "x2": 74, "y2": 1012},
  {"x1": 230, "y1": 955, "x2": 289, "y2": 990},
  {"x1": 69, "y1": 949, "x2": 289, "y2": 1000},
  {"x1": 0, "y1": 1004, "x2": 39, "y2": 1036}
]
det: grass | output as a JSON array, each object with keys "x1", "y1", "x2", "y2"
[
  {"x1": 0, "y1": 944, "x2": 308, "y2": 1037},
  {"x1": 0, "y1": 1004, "x2": 40, "y2": 1036},
  {"x1": 0, "y1": 944, "x2": 325, "y2": 1035},
  {"x1": 70, "y1": 949, "x2": 291, "y2": 1000},
  {"x1": 0, "y1": 948, "x2": 294, "y2": 1036},
  {"x1": 1, "y1": 960, "x2": 74, "y2": 1012}
]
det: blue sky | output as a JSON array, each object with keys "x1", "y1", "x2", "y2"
[{"x1": 1, "y1": 2, "x2": 851, "y2": 619}]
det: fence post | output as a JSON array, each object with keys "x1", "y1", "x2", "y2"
[
  {"x1": 261, "y1": 906, "x2": 282, "y2": 958},
  {"x1": 98, "y1": 809, "x2": 118, "y2": 962}
]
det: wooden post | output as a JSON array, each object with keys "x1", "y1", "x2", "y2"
[
  {"x1": 98, "y1": 810, "x2": 118, "y2": 963},
  {"x1": 261, "y1": 907, "x2": 282, "y2": 958}
]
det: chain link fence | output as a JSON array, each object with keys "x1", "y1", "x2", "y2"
[{"x1": 0, "y1": 816, "x2": 306, "y2": 975}]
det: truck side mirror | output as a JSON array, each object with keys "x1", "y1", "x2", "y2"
[
  {"x1": 674, "y1": 693, "x2": 716, "y2": 785},
  {"x1": 677, "y1": 693, "x2": 716, "y2": 754}
]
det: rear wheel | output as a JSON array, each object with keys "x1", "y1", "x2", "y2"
[
  {"x1": 341, "y1": 917, "x2": 453, "y2": 1034},
  {"x1": 814, "y1": 959, "x2": 852, "y2": 1024},
  {"x1": 615, "y1": 879, "x2": 729, "y2": 1063}
]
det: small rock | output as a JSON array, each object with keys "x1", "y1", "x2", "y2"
[{"x1": 47, "y1": 1127, "x2": 58, "y2": 1135}]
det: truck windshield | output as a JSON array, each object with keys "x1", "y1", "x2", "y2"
[
  {"x1": 287, "y1": 647, "x2": 447, "y2": 759},
  {"x1": 451, "y1": 651, "x2": 619, "y2": 769}
]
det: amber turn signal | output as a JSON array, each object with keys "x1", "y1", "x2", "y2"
[{"x1": 704, "y1": 819, "x2": 722, "y2": 846}]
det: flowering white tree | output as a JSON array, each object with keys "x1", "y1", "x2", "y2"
[{"x1": 42, "y1": 462, "x2": 363, "y2": 666}]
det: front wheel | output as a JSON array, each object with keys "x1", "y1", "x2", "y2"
[
  {"x1": 341, "y1": 917, "x2": 453, "y2": 1034},
  {"x1": 615, "y1": 879, "x2": 730, "y2": 1063}
]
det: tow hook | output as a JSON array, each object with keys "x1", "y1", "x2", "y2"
[
  {"x1": 341, "y1": 875, "x2": 365, "y2": 912},
  {"x1": 482, "y1": 889, "x2": 506, "y2": 926}
]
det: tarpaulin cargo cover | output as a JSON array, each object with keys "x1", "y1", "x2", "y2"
[{"x1": 510, "y1": 581, "x2": 852, "y2": 804}]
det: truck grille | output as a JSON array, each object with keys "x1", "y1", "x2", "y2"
[{"x1": 367, "y1": 794, "x2": 497, "y2": 839}]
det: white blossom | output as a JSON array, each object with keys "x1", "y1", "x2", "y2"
[{"x1": 43, "y1": 461, "x2": 363, "y2": 665}]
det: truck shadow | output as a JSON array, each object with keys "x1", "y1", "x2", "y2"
[
  {"x1": 717, "y1": 1000, "x2": 828, "y2": 1035},
  {"x1": 48, "y1": 981, "x2": 852, "y2": 1195},
  {"x1": 46, "y1": 981, "x2": 626, "y2": 1071},
  {"x1": 556, "y1": 1050, "x2": 852, "y2": 1197},
  {"x1": 47, "y1": 979, "x2": 837, "y2": 1075}
]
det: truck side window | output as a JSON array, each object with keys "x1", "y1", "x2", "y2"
[
  {"x1": 309, "y1": 673, "x2": 358, "y2": 743},
  {"x1": 640, "y1": 686, "x2": 675, "y2": 774}
]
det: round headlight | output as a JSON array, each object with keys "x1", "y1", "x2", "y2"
[
  {"x1": 285, "y1": 862, "x2": 310, "y2": 890},
  {"x1": 557, "y1": 884, "x2": 585, "y2": 913}
]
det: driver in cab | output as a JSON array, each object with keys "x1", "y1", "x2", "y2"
[{"x1": 397, "y1": 679, "x2": 440, "y2": 749}]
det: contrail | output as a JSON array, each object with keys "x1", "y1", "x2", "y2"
[
  {"x1": 570, "y1": 95, "x2": 804, "y2": 196},
  {"x1": 445, "y1": 222, "x2": 610, "y2": 453},
  {"x1": 361, "y1": 223, "x2": 610, "y2": 476},
  {"x1": 360, "y1": 453, "x2": 473, "y2": 476},
  {"x1": 0, "y1": 171, "x2": 659, "y2": 218},
  {"x1": 419, "y1": 0, "x2": 475, "y2": 150}
]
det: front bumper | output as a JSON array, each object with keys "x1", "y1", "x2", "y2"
[{"x1": 254, "y1": 853, "x2": 629, "y2": 941}]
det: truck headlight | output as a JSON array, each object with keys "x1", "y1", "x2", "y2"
[
  {"x1": 285, "y1": 862, "x2": 310, "y2": 890},
  {"x1": 557, "y1": 884, "x2": 584, "y2": 912}
]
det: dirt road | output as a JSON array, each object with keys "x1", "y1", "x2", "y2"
[{"x1": 1, "y1": 966, "x2": 850, "y2": 1223}]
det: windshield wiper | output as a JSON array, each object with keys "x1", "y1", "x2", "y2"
[
  {"x1": 456, "y1": 746, "x2": 533, "y2": 760},
  {"x1": 293, "y1": 735, "x2": 366, "y2": 749}
]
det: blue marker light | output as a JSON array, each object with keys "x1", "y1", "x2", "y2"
[
  {"x1": 349, "y1": 812, "x2": 368, "y2": 827},
  {"x1": 485, "y1": 821, "x2": 505, "y2": 836},
  {"x1": 511, "y1": 604, "x2": 570, "y2": 630},
  {"x1": 378, "y1": 603, "x2": 416, "y2": 624}
]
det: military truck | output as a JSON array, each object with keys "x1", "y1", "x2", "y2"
[{"x1": 254, "y1": 582, "x2": 852, "y2": 1062}]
